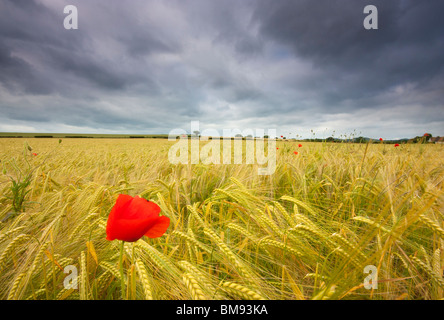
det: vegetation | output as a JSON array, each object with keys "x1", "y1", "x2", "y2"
[
  {"x1": 0, "y1": 132, "x2": 169, "y2": 139},
  {"x1": 0, "y1": 137, "x2": 443, "y2": 300}
]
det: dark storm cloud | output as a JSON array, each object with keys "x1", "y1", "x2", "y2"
[
  {"x1": 253, "y1": 0, "x2": 444, "y2": 109},
  {"x1": 0, "y1": 0, "x2": 82, "y2": 94},
  {"x1": 0, "y1": 0, "x2": 443, "y2": 138},
  {"x1": 0, "y1": 0, "x2": 163, "y2": 94},
  {"x1": 0, "y1": 40, "x2": 50, "y2": 94}
]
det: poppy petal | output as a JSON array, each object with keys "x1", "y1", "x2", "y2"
[
  {"x1": 106, "y1": 194, "x2": 134, "y2": 240},
  {"x1": 108, "y1": 217, "x2": 156, "y2": 242},
  {"x1": 105, "y1": 195, "x2": 168, "y2": 242},
  {"x1": 125, "y1": 196, "x2": 160, "y2": 220},
  {"x1": 145, "y1": 216, "x2": 170, "y2": 238},
  {"x1": 145, "y1": 200, "x2": 161, "y2": 215},
  {"x1": 110, "y1": 194, "x2": 133, "y2": 219}
]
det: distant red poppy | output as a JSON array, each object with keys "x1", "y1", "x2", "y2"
[
  {"x1": 280, "y1": 135, "x2": 283, "y2": 138},
  {"x1": 276, "y1": 147, "x2": 279, "y2": 149},
  {"x1": 32, "y1": 153, "x2": 37, "y2": 156},
  {"x1": 394, "y1": 143, "x2": 400, "y2": 147},
  {"x1": 298, "y1": 144, "x2": 302, "y2": 147},
  {"x1": 379, "y1": 138, "x2": 383, "y2": 141},
  {"x1": 294, "y1": 151, "x2": 298, "y2": 155},
  {"x1": 106, "y1": 195, "x2": 170, "y2": 242}
]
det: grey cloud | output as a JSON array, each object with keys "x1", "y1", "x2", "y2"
[
  {"x1": 0, "y1": 0, "x2": 442, "y2": 139},
  {"x1": 253, "y1": 0, "x2": 444, "y2": 107},
  {"x1": 0, "y1": 41, "x2": 51, "y2": 94}
]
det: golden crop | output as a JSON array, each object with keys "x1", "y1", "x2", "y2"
[{"x1": 0, "y1": 138, "x2": 443, "y2": 300}]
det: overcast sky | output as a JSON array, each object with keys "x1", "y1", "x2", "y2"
[{"x1": 0, "y1": 0, "x2": 443, "y2": 139}]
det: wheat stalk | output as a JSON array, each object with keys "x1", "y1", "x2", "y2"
[
  {"x1": 172, "y1": 230, "x2": 212, "y2": 254},
  {"x1": 226, "y1": 223, "x2": 259, "y2": 242},
  {"x1": 220, "y1": 281, "x2": 266, "y2": 300},
  {"x1": 411, "y1": 256, "x2": 444, "y2": 288},
  {"x1": 135, "y1": 258, "x2": 154, "y2": 300},
  {"x1": 419, "y1": 215, "x2": 444, "y2": 240},
  {"x1": 100, "y1": 261, "x2": 122, "y2": 281},
  {"x1": 272, "y1": 201, "x2": 296, "y2": 227},
  {"x1": 182, "y1": 272, "x2": 207, "y2": 300},
  {"x1": 137, "y1": 241, "x2": 180, "y2": 276},
  {"x1": 7, "y1": 272, "x2": 27, "y2": 300},
  {"x1": 0, "y1": 234, "x2": 31, "y2": 271},
  {"x1": 69, "y1": 212, "x2": 99, "y2": 240},
  {"x1": 203, "y1": 227, "x2": 254, "y2": 279},
  {"x1": 0, "y1": 226, "x2": 26, "y2": 244},
  {"x1": 79, "y1": 251, "x2": 88, "y2": 300},
  {"x1": 259, "y1": 238, "x2": 304, "y2": 258}
]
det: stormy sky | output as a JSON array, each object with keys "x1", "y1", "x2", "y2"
[{"x1": 0, "y1": 0, "x2": 443, "y2": 139}]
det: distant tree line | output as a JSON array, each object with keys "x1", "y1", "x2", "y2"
[
  {"x1": 0, "y1": 132, "x2": 438, "y2": 143},
  {"x1": 322, "y1": 134, "x2": 433, "y2": 144}
]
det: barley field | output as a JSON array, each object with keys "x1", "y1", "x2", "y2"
[{"x1": 1, "y1": 138, "x2": 443, "y2": 300}]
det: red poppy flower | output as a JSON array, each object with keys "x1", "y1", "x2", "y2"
[
  {"x1": 379, "y1": 138, "x2": 383, "y2": 141},
  {"x1": 294, "y1": 151, "x2": 298, "y2": 155},
  {"x1": 394, "y1": 143, "x2": 400, "y2": 147},
  {"x1": 298, "y1": 144, "x2": 302, "y2": 148},
  {"x1": 276, "y1": 147, "x2": 279, "y2": 149},
  {"x1": 280, "y1": 135, "x2": 283, "y2": 138},
  {"x1": 106, "y1": 194, "x2": 170, "y2": 242},
  {"x1": 32, "y1": 153, "x2": 37, "y2": 156}
]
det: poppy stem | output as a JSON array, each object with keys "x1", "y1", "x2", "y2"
[{"x1": 119, "y1": 240, "x2": 126, "y2": 300}]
